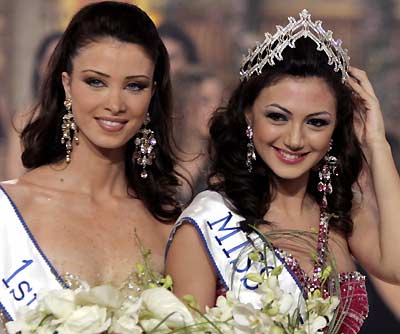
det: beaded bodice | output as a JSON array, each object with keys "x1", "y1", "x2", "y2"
[
  {"x1": 216, "y1": 211, "x2": 369, "y2": 334},
  {"x1": 276, "y1": 212, "x2": 369, "y2": 333}
]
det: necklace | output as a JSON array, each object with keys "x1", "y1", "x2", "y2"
[{"x1": 274, "y1": 210, "x2": 330, "y2": 295}]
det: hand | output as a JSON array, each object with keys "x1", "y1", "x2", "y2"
[{"x1": 347, "y1": 67, "x2": 387, "y2": 160}]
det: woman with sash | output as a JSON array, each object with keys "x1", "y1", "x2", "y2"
[
  {"x1": 0, "y1": 1, "x2": 181, "y2": 329},
  {"x1": 166, "y1": 10, "x2": 400, "y2": 334}
]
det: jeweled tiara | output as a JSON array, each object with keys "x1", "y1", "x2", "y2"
[{"x1": 239, "y1": 9, "x2": 350, "y2": 83}]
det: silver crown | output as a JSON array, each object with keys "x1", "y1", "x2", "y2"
[{"x1": 239, "y1": 9, "x2": 350, "y2": 83}]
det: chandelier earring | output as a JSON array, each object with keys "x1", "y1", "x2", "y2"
[
  {"x1": 246, "y1": 125, "x2": 256, "y2": 173},
  {"x1": 317, "y1": 140, "x2": 338, "y2": 209},
  {"x1": 134, "y1": 112, "x2": 157, "y2": 179},
  {"x1": 61, "y1": 97, "x2": 79, "y2": 163}
]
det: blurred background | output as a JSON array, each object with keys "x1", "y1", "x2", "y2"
[
  {"x1": 1, "y1": 0, "x2": 400, "y2": 179},
  {"x1": 0, "y1": 1, "x2": 399, "y2": 331}
]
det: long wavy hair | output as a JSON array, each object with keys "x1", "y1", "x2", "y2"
[
  {"x1": 209, "y1": 38, "x2": 364, "y2": 235},
  {"x1": 21, "y1": 1, "x2": 181, "y2": 222}
]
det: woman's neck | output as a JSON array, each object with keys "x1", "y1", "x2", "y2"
[
  {"x1": 270, "y1": 173, "x2": 314, "y2": 216},
  {"x1": 32, "y1": 138, "x2": 129, "y2": 198}
]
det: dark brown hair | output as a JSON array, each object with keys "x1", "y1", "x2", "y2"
[
  {"x1": 209, "y1": 38, "x2": 364, "y2": 235},
  {"x1": 21, "y1": 1, "x2": 181, "y2": 221}
]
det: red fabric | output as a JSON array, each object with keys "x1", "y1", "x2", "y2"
[{"x1": 215, "y1": 272, "x2": 369, "y2": 334}]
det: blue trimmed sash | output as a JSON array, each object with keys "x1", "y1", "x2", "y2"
[
  {"x1": 0, "y1": 185, "x2": 65, "y2": 320},
  {"x1": 167, "y1": 190, "x2": 305, "y2": 311}
]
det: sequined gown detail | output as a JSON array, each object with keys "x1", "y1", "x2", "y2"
[{"x1": 216, "y1": 212, "x2": 369, "y2": 334}]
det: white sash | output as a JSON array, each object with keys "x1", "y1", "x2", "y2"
[
  {"x1": 0, "y1": 185, "x2": 65, "y2": 320},
  {"x1": 168, "y1": 190, "x2": 305, "y2": 310}
]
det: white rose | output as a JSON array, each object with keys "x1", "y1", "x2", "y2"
[
  {"x1": 75, "y1": 284, "x2": 123, "y2": 309},
  {"x1": 110, "y1": 298, "x2": 142, "y2": 334},
  {"x1": 6, "y1": 306, "x2": 50, "y2": 334},
  {"x1": 40, "y1": 289, "x2": 76, "y2": 319},
  {"x1": 110, "y1": 315, "x2": 143, "y2": 334},
  {"x1": 57, "y1": 305, "x2": 111, "y2": 334},
  {"x1": 141, "y1": 287, "x2": 194, "y2": 328}
]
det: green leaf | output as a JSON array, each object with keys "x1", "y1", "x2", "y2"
[
  {"x1": 270, "y1": 265, "x2": 283, "y2": 276},
  {"x1": 161, "y1": 275, "x2": 173, "y2": 290},
  {"x1": 245, "y1": 273, "x2": 264, "y2": 283},
  {"x1": 183, "y1": 294, "x2": 197, "y2": 309},
  {"x1": 249, "y1": 251, "x2": 260, "y2": 262}
]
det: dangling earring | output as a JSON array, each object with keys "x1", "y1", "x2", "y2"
[
  {"x1": 317, "y1": 140, "x2": 338, "y2": 209},
  {"x1": 246, "y1": 125, "x2": 256, "y2": 173},
  {"x1": 61, "y1": 97, "x2": 79, "y2": 163},
  {"x1": 134, "y1": 112, "x2": 157, "y2": 179}
]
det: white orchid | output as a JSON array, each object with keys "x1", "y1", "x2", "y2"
[
  {"x1": 231, "y1": 303, "x2": 272, "y2": 334},
  {"x1": 299, "y1": 292, "x2": 340, "y2": 334},
  {"x1": 206, "y1": 291, "x2": 236, "y2": 322},
  {"x1": 306, "y1": 292, "x2": 340, "y2": 322},
  {"x1": 6, "y1": 254, "x2": 341, "y2": 334},
  {"x1": 301, "y1": 314, "x2": 329, "y2": 334},
  {"x1": 258, "y1": 276, "x2": 297, "y2": 321}
]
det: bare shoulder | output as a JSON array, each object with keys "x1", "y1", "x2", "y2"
[
  {"x1": 170, "y1": 220, "x2": 203, "y2": 243},
  {"x1": 166, "y1": 219, "x2": 214, "y2": 274},
  {"x1": 0, "y1": 178, "x2": 33, "y2": 205},
  {"x1": 0, "y1": 167, "x2": 63, "y2": 209},
  {"x1": 165, "y1": 221, "x2": 217, "y2": 310}
]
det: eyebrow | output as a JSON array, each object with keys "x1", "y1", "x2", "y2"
[
  {"x1": 81, "y1": 69, "x2": 151, "y2": 80},
  {"x1": 265, "y1": 103, "x2": 332, "y2": 117}
]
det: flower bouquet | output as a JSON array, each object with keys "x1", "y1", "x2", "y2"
[
  {"x1": 5, "y1": 275, "x2": 340, "y2": 334},
  {"x1": 6, "y1": 228, "x2": 344, "y2": 334}
]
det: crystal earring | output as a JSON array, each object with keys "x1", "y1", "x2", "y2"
[
  {"x1": 317, "y1": 140, "x2": 338, "y2": 209},
  {"x1": 246, "y1": 125, "x2": 256, "y2": 173},
  {"x1": 61, "y1": 97, "x2": 79, "y2": 163},
  {"x1": 134, "y1": 113, "x2": 157, "y2": 179}
]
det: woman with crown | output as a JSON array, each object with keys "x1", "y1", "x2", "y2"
[{"x1": 166, "y1": 9, "x2": 400, "y2": 333}]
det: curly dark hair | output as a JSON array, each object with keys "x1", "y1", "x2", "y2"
[
  {"x1": 209, "y1": 38, "x2": 364, "y2": 236},
  {"x1": 21, "y1": 1, "x2": 181, "y2": 222}
]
